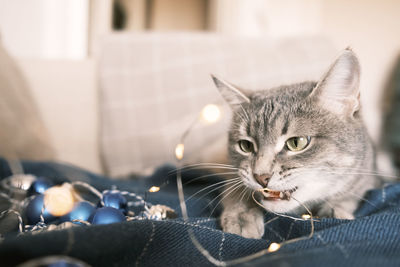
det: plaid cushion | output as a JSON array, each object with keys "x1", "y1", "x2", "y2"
[{"x1": 98, "y1": 33, "x2": 337, "y2": 177}]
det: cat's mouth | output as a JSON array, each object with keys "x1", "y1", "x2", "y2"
[{"x1": 258, "y1": 187, "x2": 297, "y2": 201}]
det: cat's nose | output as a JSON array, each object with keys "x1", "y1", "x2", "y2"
[{"x1": 253, "y1": 173, "x2": 272, "y2": 187}]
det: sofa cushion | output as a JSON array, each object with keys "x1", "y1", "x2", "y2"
[
  {"x1": 98, "y1": 33, "x2": 337, "y2": 177},
  {"x1": 0, "y1": 38, "x2": 54, "y2": 162}
]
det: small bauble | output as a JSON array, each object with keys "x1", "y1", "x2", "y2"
[
  {"x1": 25, "y1": 195, "x2": 56, "y2": 224},
  {"x1": 91, "y1": 207, "x2": 126, "y2": 225},
  {"x1": 60, "y1": 201, "x2": 96, "y2": 224},
  {"x1": 0, "y1": 174, "x2": 37, "y2": 200},
  {"x1": 28, "y1": 177, "x2": 53, "y2": 195},
  {"x1": 102, "y1": 192, "x2": 127, "y2": 213}
]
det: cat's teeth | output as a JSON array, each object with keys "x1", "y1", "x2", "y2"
[{"x1": 282, "y1": 191, "x2": 291, "y2": 200}]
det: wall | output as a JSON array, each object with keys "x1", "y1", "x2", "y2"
[
  {"x1": 321, "y1": 0, "x2": 400, "y2": 142},
  {"x1": 0, "y1": 0, "x2": 89, "y2": 59},
  {"x1": 17, "y1": 59, "x2": 101, "y2": 173}
]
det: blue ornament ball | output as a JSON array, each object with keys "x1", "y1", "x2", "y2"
[
  {"x1": 28, "y1": 177, "x2": 53, "y2": 195},
  {"x1": 25, "y1": 195, "x2": 56, "y2": 224},
  {"x1": 60, "y1": 201, "x2": 96, "y2": 224},
  {"x1": 91, "y1": 207, "x2": 126, "y2": 225},
  {"x1": 102, "y1": 192, "x2": 127, "y2": 212}
]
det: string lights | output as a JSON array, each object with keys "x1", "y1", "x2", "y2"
[
  {"x1": 43, "y1": 184, "x2": 75, "y2": 217},
  {"x1": 267, "y1": 242, "x2": 281, "y2": 252},
  {"x1": 148, "y1": 186, "x2": 160, "y2": 193},
  {"x1": 201, "y1": 104, "x2": 221, "y2": 123}
]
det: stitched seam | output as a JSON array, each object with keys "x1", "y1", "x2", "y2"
[
  {"x1": 382, "y1": 186, "x2": 386, "y2": 203},
  {"x1": 316, "y1": 234, "x2": 348, "y2": 258},
  {"x1": 136, "y1": 221, "x2": 156, "y2": 267},
  {"x1": 171, "y1": 220, "x2": 221, "y2": 233},
  {"x1": 218, "y1": 232, "x2": 225, "y2": 261},
  {"x1": 62, "y1": 227, "x2": 75, "y2": 255},
  {"x1": 193, "y1": 218, "x2": 215, "y2": 224},
  {"x1": 265, "y1": 225, "x2": 284, "y2": 242},
  {"x1": 285, "y1": 221, "x2": 295, "y2": 240}
]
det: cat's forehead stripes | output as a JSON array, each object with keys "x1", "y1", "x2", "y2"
[{"x1": 246, "y1": 98, "x2": 289, "y2": 150}]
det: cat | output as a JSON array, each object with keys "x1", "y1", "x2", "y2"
[{"x1": 212, "y1": 49, "x2": 381, "y2": 239}]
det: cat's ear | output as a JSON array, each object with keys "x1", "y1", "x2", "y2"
[
  {"x1": 211, "y1": 75, "x2": 250, "y2": 108},
  {"x1": 310, "y1": 49, "x2": 361, "y2": 117}
]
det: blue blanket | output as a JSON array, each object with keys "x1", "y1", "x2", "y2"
[{"x1": 0, "y1": 158, "x2": 399, "y2": 266}]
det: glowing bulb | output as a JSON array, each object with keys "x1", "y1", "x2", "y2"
[
  {"x1": 44, "y1": 183, "x2": 75, "y2": 217},
  {"x1": 175, "y1": 143, "x2": 185, "y2": 160},
  {"x1": 201, "y1": 104, "x2": 221, "y2": 123},
  {"x1": 149, "y1": 186, "x2": 160, "y2": 193},
  {"x1": 302, "y1": 214, "x2": 311, "y2": 220},
  {"x1": 267, "y1": 242, "x2": 281, "y2": 252}
]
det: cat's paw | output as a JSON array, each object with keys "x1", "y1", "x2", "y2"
[
  {"x1": 332, "y1": 208, "x2": 355, "y2": 220},
  {"x1": 316, "y1": 203, "x2": 355, "y2": 220},
  {"x1": 220, "y1": 207, "x2": 264, "y2": 239}
]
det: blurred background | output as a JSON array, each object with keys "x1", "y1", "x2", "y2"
[{"x1": 1, "y1": 0, "x2": 400, "y2": 177}]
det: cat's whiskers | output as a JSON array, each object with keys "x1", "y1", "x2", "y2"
[
  {"x1": 183, "y1": 171, "x2": 239, "y2": 185},
  {"x1": 303, "y1": 165, "x2": 398, "y2": 179},
  {"x1": 285, "y1": 168, "x2": 379, "y2": 209},
  {"x1": 306, "y1": 168, "x2": 397, "y2": 182},
  {"x1": 345, "y1": 191, "x2": 378, "y2": 208},
  {"x1": 208, "y1": 182, "x2": 245, "y2": 217},
  {"x1": 203, "y1": 179, "x2": 243, "y2": 209},
  {"x1": 184, "y1": 178, "x2": 242, "y2": 203},
  {"x1": 170, "y1": 162, "x2": 238, "y2": 170},
  {"x1": 169, "y1": 165, "x2": 240, "y2": 176},
  {"x1": 238, "y1": 186, "x2": 250, "y2": 203}
]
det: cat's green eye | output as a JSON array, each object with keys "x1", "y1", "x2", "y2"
[
  {"x1": 238, "y1": 140, "x2": 254, "y2": 153},
  {"x1": 286, "y1": 136, "x2": 311, "y2": 152}
]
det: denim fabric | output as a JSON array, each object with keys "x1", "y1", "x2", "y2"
[{"x1": 0, "y1": 158, "x2": 399, "y2": 266}]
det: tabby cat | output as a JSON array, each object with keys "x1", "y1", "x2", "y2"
[{"x1": 212, "y1": 49, "x2": 381, "y2": 239}]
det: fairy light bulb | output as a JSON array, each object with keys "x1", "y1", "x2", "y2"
[
  {"x1": 201, "y1": 104, "x2": 221, "y2": 123},
  {"x1": 302, "y1": 214, "x2": 311, "y2": 220},
  {"x1": 44, "y1": 183, "x2": 75, "y2": 217},
  {"x1": 175, "y1": 143, "x2": 185, "y2": 160},
  {"x1": 149, "y1": 186, "x2": 160, "y2": 193},
  {"x1": 267, "y1": 242, "x2": 281, "y2": 252}
]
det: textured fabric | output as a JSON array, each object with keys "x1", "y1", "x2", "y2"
[
  {"x1": 0, "y1": 39, "x2": 54, "y2": 161},
  {"x1": 98, "y1": 33, "x2": 337, "y2": 177},
  {"x1": 0, "y1": 159, "x2": 399, "y2": 266}
]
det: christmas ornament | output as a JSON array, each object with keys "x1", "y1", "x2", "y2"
[
  {"x1": 60, "y1": 201, "x2": 96, "y2": 224},
  {"x1": 25, "y1": 195, "x2": 56, "y2": 224},
  {"x1": 101, "y1": 191, "x2": 127, "y2": 213},
  {"x1": 17, "y1": 255, "x2": 90, "y2": 267},
  {"x1": 28, "y1": 177, "x2": 53, "y2": 196},
  {"x1": 145, "y1": 204, "x2": 177, "y2": 220},
  {"x1": 90, "y1": 207, "x2": 126, "y2": 225},
  {"x1": 0, "y1": 174, "x2": 36, "y2": 200}
]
